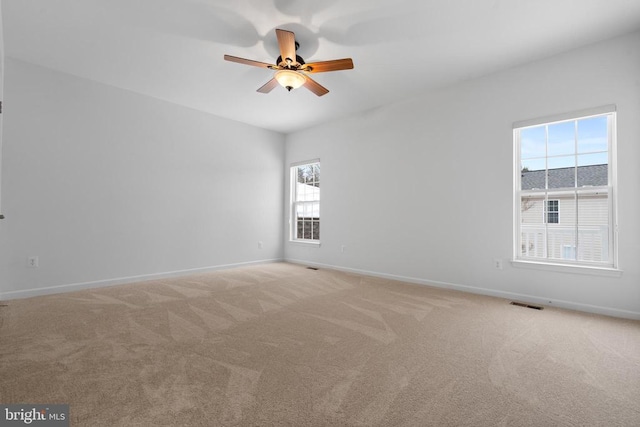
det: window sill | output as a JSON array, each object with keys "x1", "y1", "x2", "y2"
[
  {"x1": 510, "y1": 259, "x2": 622, "y2": 277},
  {"x1": 289, "y1": 240, "x2": 321, "y2": 247}
]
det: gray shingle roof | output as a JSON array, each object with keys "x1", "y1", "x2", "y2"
[{"x1": 521, "y1": 164, "x2": 608, "y2": 190}]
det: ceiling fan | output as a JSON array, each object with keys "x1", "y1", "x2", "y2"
[{"x1": 224, "y1": 28, "x2": 354, "y2": 97}]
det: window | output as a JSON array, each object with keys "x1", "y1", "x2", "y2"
[
  {"x1": 545, "y1": 200, "x2": 559, "y2": 224},
  {"x1": 514, "y1": 106, "x2": 616, "y2": 268},
  {"x1": 291, "y1": 160, "x2": 320, "y2": 242}
]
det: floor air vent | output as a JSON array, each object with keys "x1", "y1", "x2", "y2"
[
  {"x1": 307, "y1": 267, "x2": 319, "y2": 270},
  {"x1": 510, "y1": 301, "x2": 543, "y2": 310}
]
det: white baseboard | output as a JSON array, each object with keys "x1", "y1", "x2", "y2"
[
  {"x1": 0, "y1": 258, "x2": 283, "y2": 301},
  {"x1": 286, "y1": 258, "x2": 640, "y2": 321},
  {"x1": 4, "y1": 257, "x2": 638, "y2": 320}
]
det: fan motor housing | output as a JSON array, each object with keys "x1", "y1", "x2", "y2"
[{"x1": 277, "y1": 54, "x2": 306, "y2": 68}]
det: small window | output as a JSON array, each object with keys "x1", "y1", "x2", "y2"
[
  {"x1": 514, "y1": 107, "x2": 617, "y2": 268},
  {"x1": 290, "y1": 161, "x2": 320, "y2": 242},
  {"x1": 545, "y1": 200, "x2": 559, "y2": 224}
]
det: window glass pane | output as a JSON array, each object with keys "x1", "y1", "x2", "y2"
[
  {"x1": 547, "y1": 155, "x2": 575, "y2": 170},
  {"x1": 521, "y1": 126, "x2": 546, "y2": 159},
  {"x1": 548, "y1": 156, "x2": 575, "y2": 189},
  {"x1": 304, "y1": 165, "x2": 314, "y2": 183},
  {"x1": 303, "y1": 203, "x2": 312, "y2": 218},
  {"x1": 297, "y1": 165, "x2": 307, "y2": 183},
  {"x1": 577, "y1": 192, "x2": 609, "y2": 263},
  {"x1": 577, "y1": 162, "x2": 607, "y2": 187},
  {"x1": 298, "y1": 182, "x2": 319, "y2": 202},
  {"x1": 547, "y1": 225, "x2": 576, "y2": 261},
  {"x1": 521, "y1": 168, "x2": 545, "y2": 190},
  {"x1": 312, "y1": 221, "x2": 320, "y2": 240},
  {"x1": 521, "y1": 195, "x2": 545, "y2": 258},
  {"x1": 577, "y1": 116, "x2": 608, "y2": 154},
  {"x1": 548, "y1": 121, "x2": 575, "y2": 157},
  {"x1": 521, "y1": 158, "x2": 545, "y2": 172},
  {"x1": 578, "y1": 152, "x2": 607, "y2": 167},
  {"x1": 521, "y1": 196, "x2": 542, "y2": 224},
  {"x1": 547, "y1": 195, "x2": 576, "y2": 260},
  {"x1": 297, "y1": 220, "x2": 303, "y2": 239},
  {"x1": 521, "y1": 227, "x2": 545, "y2": 258},
  {"x1": 303, "y1": 220, "x2": 312, "y2": 239}
]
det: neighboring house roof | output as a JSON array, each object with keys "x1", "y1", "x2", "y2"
[
  {"x1": 296, "y1": 182, "x2": 320, "y2": 202},
  {"x1": 521, "y1": 164, "x2": 608, "y2": 190}
]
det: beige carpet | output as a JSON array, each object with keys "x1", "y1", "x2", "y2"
[{"x1": 1, "y1": 262, "x2": 639, "y2": 426}]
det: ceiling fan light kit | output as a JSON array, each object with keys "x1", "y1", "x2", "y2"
[
  {"x1": 224, "y1": 28, "x2": 354, "y2": 96},
  {"x1": 274, "y1": 70, "x2": 306, "y2": 91}
]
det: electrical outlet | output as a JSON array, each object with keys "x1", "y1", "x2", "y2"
[
  {"x1": 494, "y1": 258, "x2": 503, "y2": 270},
  {"x1": 258, "y1": 241, "x2": 263, "y2": 249},
  {"x1": 27, "y1": 256, "x2": 39, "y2": 268}
]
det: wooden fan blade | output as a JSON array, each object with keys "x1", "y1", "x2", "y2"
[
  {"x1": 257, "y1": 78, "x2": 279, "y2": 94},
  {"x1": 302, "y1": 76, "x2": 329, "y2": 97},
  {"x1": 224, "y1": 54, "x2": 276, "y2": 69},
  {"x1": 302, "y1": 58, "x2": 354, "y2": 73},
  {"x1": 276, "y1": 29, "x2": 296, "y2": 65}
]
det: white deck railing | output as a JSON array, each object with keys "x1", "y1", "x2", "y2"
[{"x1": 521, "y1": 224, "x2": 608, "y2": 262}]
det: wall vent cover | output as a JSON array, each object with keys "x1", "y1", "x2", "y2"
[{"x1": 510, "y1": 301, "x2": 543, "y2": 310}]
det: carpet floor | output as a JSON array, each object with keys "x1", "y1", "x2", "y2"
[{"x1": 1, "y1": 262, "x2": 639, "y2": 426}]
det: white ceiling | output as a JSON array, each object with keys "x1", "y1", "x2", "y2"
[{"x1": 3, "y1": 0, "x2": 640, "y2": 134}]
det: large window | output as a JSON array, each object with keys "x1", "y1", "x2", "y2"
[
  {"x1": 514, "y1": 107, "x2": 616, "y2": 268},
  {"x1": 291, "y1": 160, "x2": 320, "y2": 242}
]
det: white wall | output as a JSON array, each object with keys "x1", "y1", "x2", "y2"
[
  {"x1": 0, "y1": 2, "x2": 5, "y2": 218},
  {"x1": 285, "y1": 32, "x2": 640, "y2": 319},
  {"x1": 0, "y1": 59, "x2": 284, "y2": 298}
]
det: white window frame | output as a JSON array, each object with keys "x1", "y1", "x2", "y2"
[
  {"x1": 290, "y1": 159, "x2": 321, "y2": 244},
  {"x1": 513, "y1": 106, "x2": 619, "y2": 273}
]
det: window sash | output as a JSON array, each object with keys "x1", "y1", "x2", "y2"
[{"x1": 519, "y1": 188, "x2": 612, "y2": 265}]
